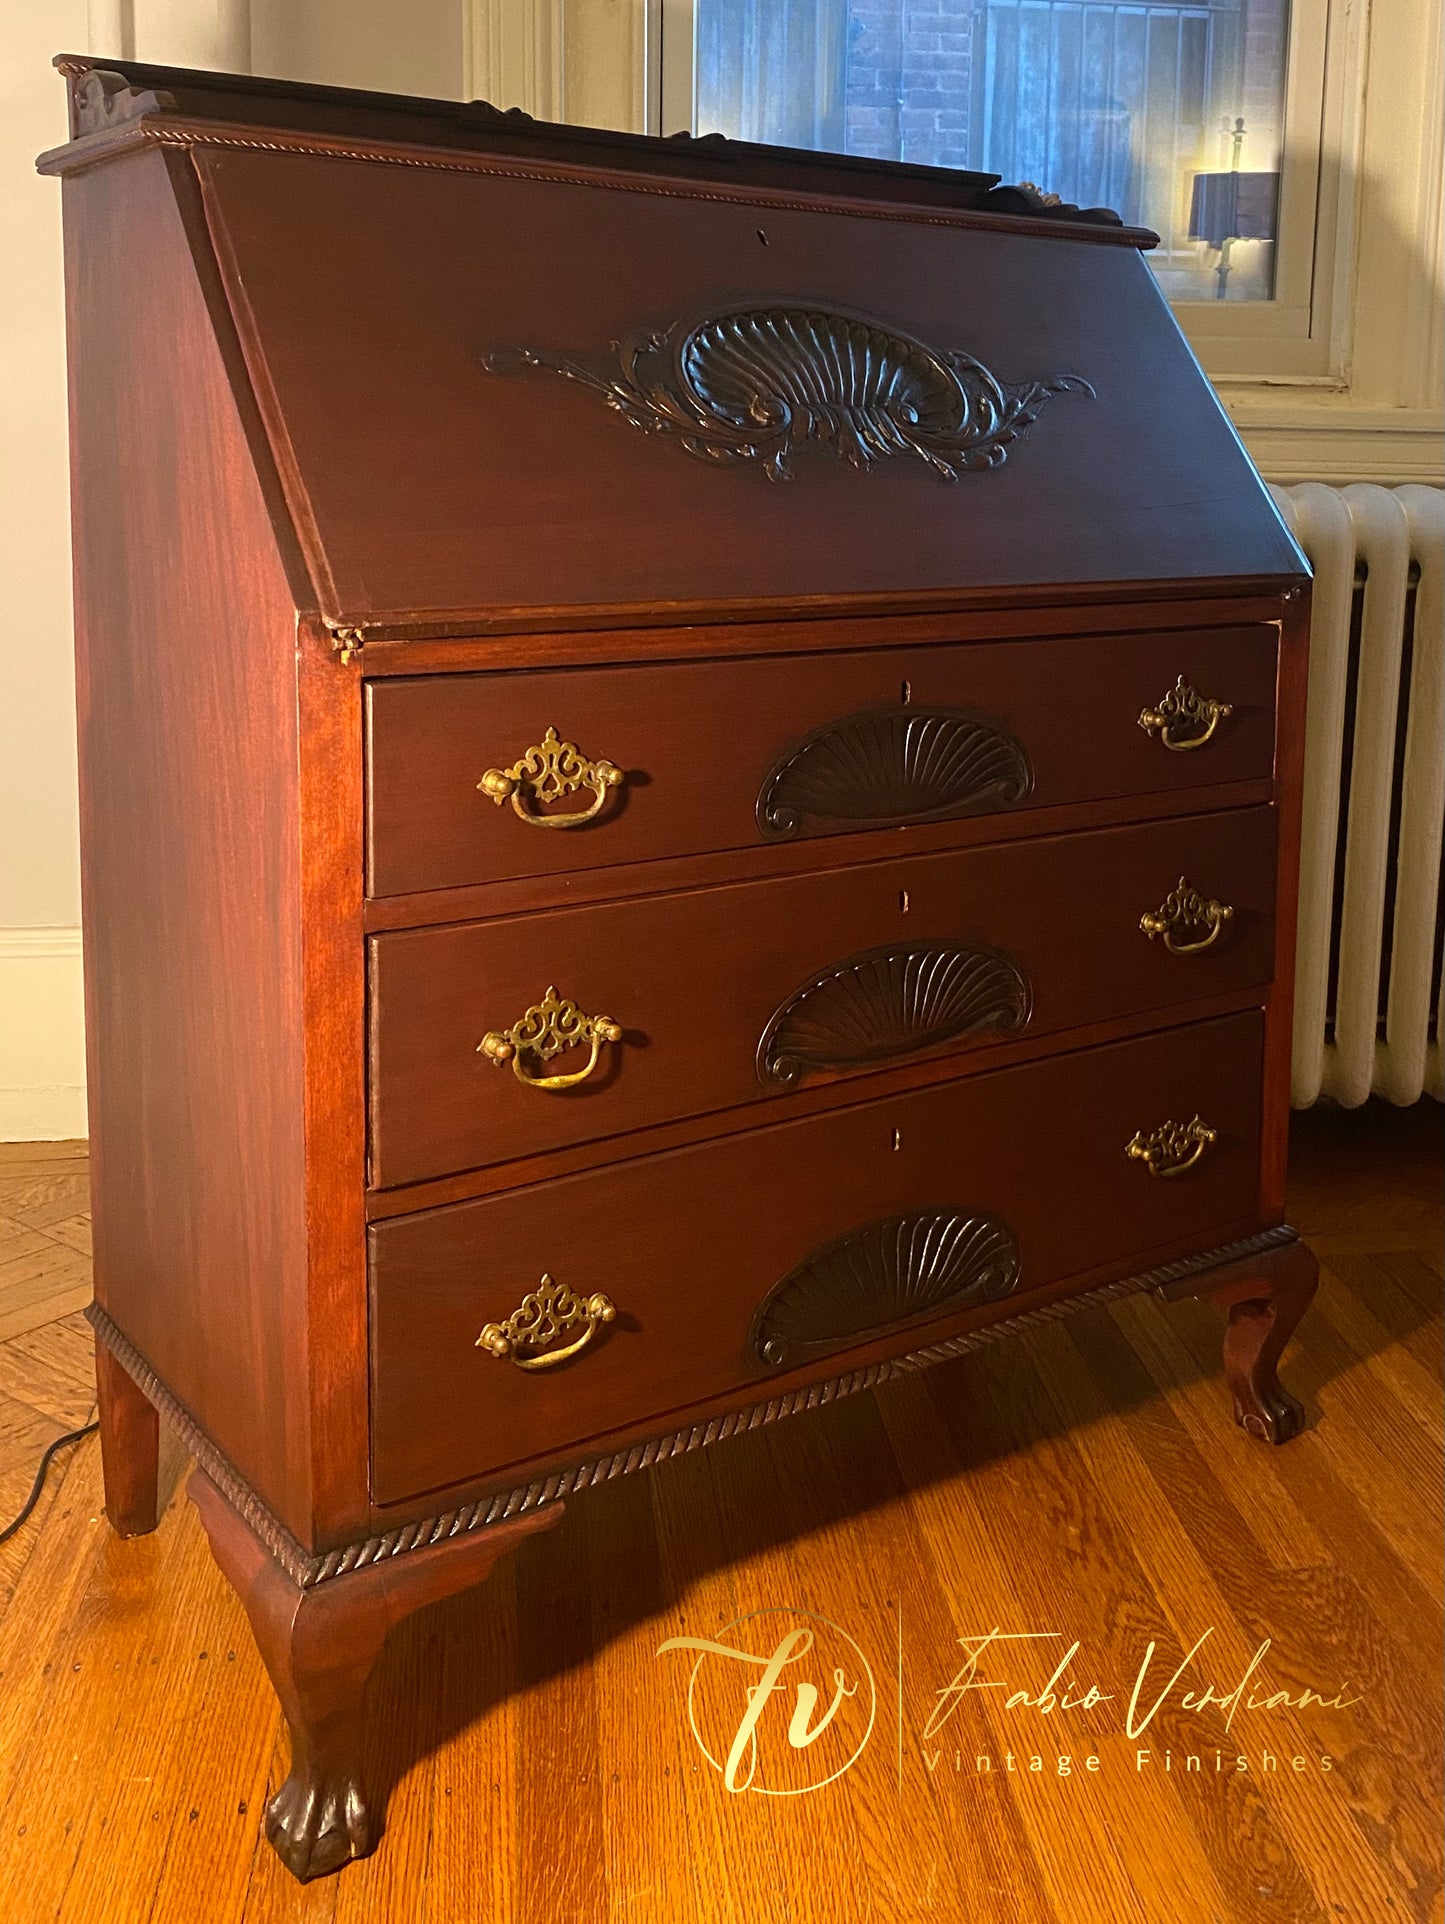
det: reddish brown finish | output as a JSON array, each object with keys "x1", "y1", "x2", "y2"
[
  {"x1": 94, "y1": 1338, "x2": 160, "y2": 1537},
  {"x1": 369, "y1": 806, "x2": 1277, "y2": 1186},
  {"x1": 1161, "y1": 1233, "x2": 1319, "y2": 1441},
  {"x1": 48, "y1": 54, "x2": 1315, "y2": 1884},
  {"x1": 188, "y1": 1469, "x2": 563, "y2": 1879},
  {"x1": 352, "y1": 587, "x2": 1298, "y2": 659},
  {"x1": 363, "y1": 779, "x2": 1279, "y2": 936},
  {"x1": 63, "y1": 145, "x2": 323, "y2": 1542},
  {"x1": 1260, "y1": 589, "x2": 1312, "y2": 1222},
  {"x1": 365, "y1": 627, "x2": 1279, "y2": 896},
  {"x1": 187, "y1": 142, "x2": 1302, "y2": 627},
  {"x1": 369, "y1": 1011, "x2": 1266, "y2": 1504}
]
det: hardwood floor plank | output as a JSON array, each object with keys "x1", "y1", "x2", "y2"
[
  {"x1": 1114, "y1": 1289, "x2": 1445, "y2": 1672},
  {"x1": 1029, "y1": 1315, "x2": 1439, "y2": 1923},
  {"x1": 0, "y1": 1169, "x2": 92, "y2": 1232},
  {"x1": 878, "y1": 1358, "x2": 1224, "y2": 1924},
  {"x1": 0, "y1": 1114, "x2": 1435, "y2": 1920}
]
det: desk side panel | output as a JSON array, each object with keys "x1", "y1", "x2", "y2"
[{"x1": 63, "y1": 145, "x2": 317, "y2": 1537}]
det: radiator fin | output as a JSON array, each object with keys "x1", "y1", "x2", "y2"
[{"x1": 1271, "y1": 483, "x2": 1445, "y2": 1107}]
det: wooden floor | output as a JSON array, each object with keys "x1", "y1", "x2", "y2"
[{"x1": 0, "y1": 1107, "x2": 1439, "y2": 1924}]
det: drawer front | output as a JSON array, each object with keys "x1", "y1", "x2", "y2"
[
  {"x1": 366, "y1": 626, "x2": 1278, "y2": 896},
  {"x1": 370, "y1": 1011, "x2": 1265, "y2": 1504},
  {"x1": 368, "y1": 805, "x2": 1276, "y2": 1187}
]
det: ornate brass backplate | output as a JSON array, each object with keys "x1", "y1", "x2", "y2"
[
  {"x1": 1137, "y1": 676, "x2": 1233, "y2": 751},
  {"x1": 479, "y1": 727, "x2": 625, "y2": 828},
  {"x1": 476, "y1": 1274, "x2": 617, "y2": 1370},
  {"x1": 479, "y1": 986, "x2": 623, "y2": 1090},
  {"x1": 1139, "y1": 877, "x2": 1234, "y2": 955},
  {"x1": 1125, "y1": 1115, "x2": 1218, "y2": 1177}
]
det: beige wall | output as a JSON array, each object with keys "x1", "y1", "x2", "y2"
[{"x1": 1, "y1": 0, "x2": 1441, "y2": 1136}]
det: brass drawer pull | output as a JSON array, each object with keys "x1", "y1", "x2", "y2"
[
  {"x1": 1140, "y1": 878, "x2": 1234, "y2": 955},
  {"x1": 479, "y1": 726, "x2": 625, "y2": 828},
  {"x1": 1125, "y1": 1115, "x2": 1218, "y2": 1178},
  {"x1": 1138, "y1": 676, "x2": 1233, "y2": 751},
  {"x1": 477, "y1": 1274, "x2": 617, "y2": 1370},
  {"x1": 479, "y1": 986, "x2": 623, "y2": 1090}
]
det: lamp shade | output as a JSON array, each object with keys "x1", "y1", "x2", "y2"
[{"x1": 1188, "y1": 171, "x2": 1279, "y2": 247}]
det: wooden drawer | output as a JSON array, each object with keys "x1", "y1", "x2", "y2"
[
  {"x1": 369, "y1": 1010, "x2": 1266, "y2": 1503},
  {"x1": 365, "y1": 626, "x2": 1279, "y2": 896},
  {"x1": 368, "y1": 805, "x2": 1276, "y2": 1187}
]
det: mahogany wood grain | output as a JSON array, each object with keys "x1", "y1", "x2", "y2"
[
  {"x1": 63, "y1": 145, "x2": 317, "y2": 1540},
  {"x1": 1259, "y1": 589, "x2": 1312, "y2": 1223},
  {"x1": 351, "y1": 585, "x2": 1298, "y2": 658},
  {"x1": 188, "y1": 1468, "x2": 563, "y2": 1881},
  {"x1": 189, "y1": 142, "x2": 1303, "y2": 628},
  {"x1": 45, "y1": 53, "x2": 1319, "y2": 1889},
  {"x1": 368, "y1": 805, "x2": 1278, "y2": 1186},
  {"x1": 366, "y1": 626, "x2": 1279, "y2": 896},
  {"x1": 1163, "y1": 1235, "x2": 1321, "y2": 1443},
  {"x1": 364, "y1": 987, "x2": 1270, "y2": 1225},
  {"x1": 362, "y1": 777, "x2": 1278, "y2": 934},
  {"x1": 94, "y1": 1337, "x2": 159, "y2": 1538},
  {"x1": 369, "y1": 1011, "x2": 1266, "y2": 1504}
]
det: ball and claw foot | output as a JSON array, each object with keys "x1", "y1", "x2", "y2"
[
  {"x1": 266, "y1": 1767, "x2": 376, "y2": 1882},
  {"x1": 1161, "y1": 1234, "x2": 1318, "y2": 1446}
]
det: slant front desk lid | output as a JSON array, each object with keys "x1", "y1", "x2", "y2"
[{"x1": 44, "y1": 56, "x2": 1306, "y2": 633}]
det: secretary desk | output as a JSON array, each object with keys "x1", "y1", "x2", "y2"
[{"x1": 41, "y1": 53, "x2": 1317, "y2": 1879}]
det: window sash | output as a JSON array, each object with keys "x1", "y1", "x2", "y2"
[{"x1": 652, "y1": 0, "x2": 1356, "y2": 381}]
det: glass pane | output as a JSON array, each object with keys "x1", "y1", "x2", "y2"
[{"x1": 693, "y1": 0, "x2": 1289, "y2": 300}]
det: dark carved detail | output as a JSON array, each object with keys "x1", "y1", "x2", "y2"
[
  {"x1": 483, "y1": 304, "x2": 1092, "y2": 481},
  {"x1": 758, "y1": 941, "x2": 1031, "y2": 1084},
  {"x1": 983, "y1": 182, "x2": 1127, "y2": 227},
  {"x1": 89, "y1": 1226, "x2": 1299, "y2": 1587},
  {"x1": 750, "y1": 1209, "x2": 1021, "y2": 1370},
  {"x1": 72, "y1": 69, "x2": 177, "y2": 136},
  {"x1": 756, "y1": 705, "x2": 1033, "y2": 839}
]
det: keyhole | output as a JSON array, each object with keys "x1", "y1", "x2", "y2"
[
  {"x1": 899, "y1": 889, "x2": 910, "y2": 913},
  {"x1": 891, "y1": 1128, "x2": 902, "y2": 1151},
  {"x1": 901, "y1": 678, "x2": 912, "y2": 705},
  {"x1": 757, "y1": 228, "x2": 769, "y2": 245}
]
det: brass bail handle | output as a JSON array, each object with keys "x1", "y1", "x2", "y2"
[
  {"x1": 1138, "y1": 675, "x2": 1233, "y2": 752},
  {"x1": 477, "y1": 1274, "x2": 618, "y2": 1371},
  {"x1": 479, "y1": 986, "x2": 623, "y2": 1091},
  {"x1": 1140, "y1": 878, "x2": 1235, "y2": 955},
  {"x1": 1125, "y1": 1114, "x2": 1218, "y2": 1178},
  {"x1": 479, "y1": 726, "x2": 625, "y2": 828}
]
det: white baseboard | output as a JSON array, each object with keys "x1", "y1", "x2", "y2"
[{"x1": 0, "y1": 928, "x2": 87, "y2": 1141}]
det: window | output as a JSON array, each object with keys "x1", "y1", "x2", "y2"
[{"x1": 656, "y1": 0, "x2": 1354, "y2": 377}]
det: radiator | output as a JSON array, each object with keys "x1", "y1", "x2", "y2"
[{"x1": 1270, "y1": 483, "x2": 1445, "y2": 1107}]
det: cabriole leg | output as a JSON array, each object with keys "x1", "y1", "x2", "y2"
[
  {"x1": 189, "y1": 1470, "x2": 562, "y2": 1880},
  {"x1": 1160, "y1": 1235, "x2": 1319, "y2": 1443}
]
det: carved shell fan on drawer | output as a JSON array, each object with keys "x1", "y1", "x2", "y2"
[
  {"x1": 758, "y1": 941, "x2": 1032, "y2": 1085},
  {"x1": 482, "y1": 304, "x2": 1093, "y2": 481},
  {"x1": 749, "y1": 1209, "x2": 1022, "y2": 1370},
  {"x1": 757, "y1": 706, "x2": 1033, "y2": 838}
]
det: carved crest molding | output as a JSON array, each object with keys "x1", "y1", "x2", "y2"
[{"x1": 484, "y1": 303, "x2": 1092, "y2": 481}]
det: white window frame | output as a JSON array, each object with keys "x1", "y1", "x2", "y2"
[{"x1": 642, "y1": 0, "x2": 1365, "y2": 387}]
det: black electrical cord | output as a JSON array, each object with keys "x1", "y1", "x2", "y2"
[{"x1": 0, "y1": 1420, "x2": 100, "y2": 1546}]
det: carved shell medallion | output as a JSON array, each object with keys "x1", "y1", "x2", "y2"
[
  {"x1": 483, "y1": 303, "x2": 1092, "y2": 481},
  {"x1": 758, "y1": 941, "x2": 1031, "y2": 1085},
  {"x1": 750, "y1": 1209, "x2": 1021, "y2": 1369},
  {"x1": 757, "y1": 706, "x2": 1033, "y2": 838}
]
